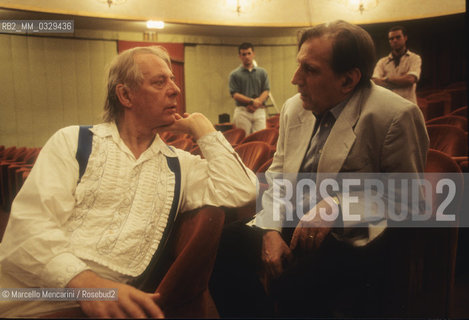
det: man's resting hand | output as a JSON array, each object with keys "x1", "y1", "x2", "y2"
[
  {"x1": 156, "y1": 112, "x2": 216, "y2": 140},
  {"x1": 262, "y1": 230, "x2": 293, "y2": 279},
  {"x1": 67, "y1": 270, "x2": 164, "y2": 319}
]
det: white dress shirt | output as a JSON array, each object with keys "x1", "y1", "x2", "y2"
[
  {"x1": 373, "y1": 50, "x2": 422, "y2": 104},
  {"x1": 0, "y1": 122, "x2": 256, "y2": 317}
]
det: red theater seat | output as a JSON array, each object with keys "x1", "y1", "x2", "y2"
[
  {"x1": 426, "y1": 124, "x2": 467, "y2": 157},
  {"x1": 168, "y1": 138, "x2": 194, "y2": 151},
  {"x1": 222, "y1": 128, "x2": 246, "y2": 146},
  {"x1": 40, "y1": 206, "x2": 226, "y2": 318},
  {"x1": 234, "y1": 142, "x2": 272, "y2": 173},
  {"x1": 426, "y1": 115, "x2": 467, "y2": 132},
  {"x1": 239, "y1": 128, "x2": 279, "y2": 146}
]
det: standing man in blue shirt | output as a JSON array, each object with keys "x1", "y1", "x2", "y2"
[{"x1": 229, "y1": 42, "x2": 270, "y2": 135}]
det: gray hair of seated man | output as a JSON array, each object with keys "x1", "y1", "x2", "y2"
[{"x1": 103, "y1": 45, "x2": 172, "y2": 123}]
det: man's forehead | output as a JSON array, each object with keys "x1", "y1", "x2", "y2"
[
  {"x1": 297, "y1": 37, "x2": 332, "y2": 61},
  {"x1": 389, "y1": 30, "x2": 404, "y2": 37},
  {"x1": 134, "y1": 52, "x2": 165, "y2": 62},
  {"x1": 135, "y1": 53, "x2": 171, "y2": 74}
]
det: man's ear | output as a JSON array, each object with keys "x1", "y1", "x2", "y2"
[
  {"x1": 116, "y1": 84, "x2": 133, "y2": 108},
  {"x1": 341, "y1": 68, "x2": 362, "y2": 94}
]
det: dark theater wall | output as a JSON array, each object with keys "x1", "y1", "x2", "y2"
[{"x1": 362, "y1": 13, "x2": 467, "y2": 91}]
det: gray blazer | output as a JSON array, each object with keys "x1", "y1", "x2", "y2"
[{"x1": 255, "y1": 82, "x2": 429, "y2": 245}]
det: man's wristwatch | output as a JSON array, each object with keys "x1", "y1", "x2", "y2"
[{"x1": 249, "y1": 98, "x2": 254, "y2": 105}]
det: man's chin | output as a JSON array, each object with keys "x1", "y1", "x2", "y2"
[
  {"x1": 301, "y1": 101, "x2": 314, "y2": 111},
  {"x1": 154, "y1": 118, "x2": 176, "y2": 130}
]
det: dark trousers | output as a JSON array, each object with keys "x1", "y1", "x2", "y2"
[
  {"x1": 209, "y1": 222, "x2": 273, "y2": 318},
  {"x1": 210, "y1": 222, "x2": 404, "y2": 318}
]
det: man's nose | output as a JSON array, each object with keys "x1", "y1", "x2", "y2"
[
  {"x1": 168, "y1": 80, "x2": 181, "y2": 96},
  {"x1": 291, "y1": 67, "x2": 301, "y2": 85}
]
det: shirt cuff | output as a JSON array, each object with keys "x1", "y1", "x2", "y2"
[
  {"x1": 197, "y1": 131, "x2": 234, "y2": 160},
  {"x1": 407, "y1": 71, "x2": 420, "y2": 81},
  {"x1": 251, "y1": 209, "x2": 283, "y2": 232},
  {"x1": 40, "y1": 253, "x2": 89, "y2": 288}
]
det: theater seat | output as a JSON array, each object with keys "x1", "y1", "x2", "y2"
[
  {"x1": 425, "y1": 148, "x2": 462, "y2": 173},
  {"x1": 256, "y1": 158, "x2": 273, "y2": 174},
  {"x1": 403, "y1": 149, "x2": 464, "y2": 317},
  {"x1": 362, "y1": 149, "x2": 465, "y2": 318},
  {"x1": 266, "y1": 115, "x2": 280, "y2": 129},
  {"x1": 451, "y1": 106, "x2": 467, "y2": 117},
  {"x1": 168, "y1": 138, "x2": 194, "y2": 151},
  {"x1": 425, "y1": 91, "x2": 452, "y2": 115},
  {"x1": 0, "y1": 146, "x2": 17, "y2": 160},
  {"x1": 7, "y1": 148, "x2": 41, "y2": 207},
  {"x1": 426, "y1": 124, "x2": 467, "y2": 157},
  {"x1": 158, "y1": 131, "x2": 173, "y2": 142},
  {"x1": 234, "y1": 142, "x2": 272, "y2": 173},
  {"x1": 39, "y1": 206, "x2": 226, "y2": 318},
  {"x1": 445, "y1": 88, "x2": 467, "y2": 111},
  {"x1": 222, "y1": 128, "x2": 246, "y2": 146},
  {"x1": 1, "y1": 147, "x2": 28, "y2": 208},
  {"x1": 159, "y1": 132, "x2": 192, "y2": 143},
  {"x1": 420, "y1": 91, "x2": 451, "y2": 120},
  {"x1": 426, "y1": 115, "x2": 467, "y2": 132},
  {"x1": 239, "y1": 128, "x2": 279, "y2": 146},
  {"x1": 153, "y1": 206, "x2": 224, "y2": 317},
  {"x1": 189, "y1": 145, "x2": 203, "y2": 158},
  {"x1": 459, "y1": 160, "x2": 468, "y2": 172}
]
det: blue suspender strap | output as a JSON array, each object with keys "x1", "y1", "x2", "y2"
[
  {"x1": 165, "y1": 156, "x2": 182, "y2": 227},
  {"x1": 76, "y1": 125, "x2": 93, "y2": 182},
  {"x1": 133, "y1": 156, "x2": 181, "y2": 292}
]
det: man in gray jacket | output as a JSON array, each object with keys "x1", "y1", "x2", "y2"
[{"x1": 211, "y1": 20, "x2": 428, "y2": 318}]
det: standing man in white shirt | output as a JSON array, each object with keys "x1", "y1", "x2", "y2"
[
  {"x1": 229, "y1": 42, "x2": 270, "y2": 135},
  {"x1": 0, "y1": 46, "x2": 257, "y2": 318},
  {"x1": 372, "y1": 26, "x2": 422, "y2": 104}
]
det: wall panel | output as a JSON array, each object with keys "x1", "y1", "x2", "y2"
[
  {"x1": 0, "y1": 13, "x2": 464, "y2": 147},
  {"x1": 0, "y1": 34, "x2": 116, "y2": 147},
  {"x1": 0, "y1": 36, "x2": 18, "y2": 148}
]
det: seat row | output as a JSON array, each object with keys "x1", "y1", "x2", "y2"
[
  {"x1": 424, "y1": 109, "x2": 468, "y2": 172},
  {"x1": 0, "y1": 146, "x2": 41, "y2": 211},
  {"x1": 417, "y1": 81, "x2": 467, "y2": 121},
  {"x1": 5, "y1": 107, "x2": 464, "y2": 213},
  {"x1": 160, "y1": 127, "x2": 279, "y2": 175},
  {"x1": 1, "y1": 127, "x2": 279, "y2": 211},
  {"x1": 416, "y1": 86, "x2": 467, "y2": 315},
  {"x1": 215, "y1": 114, "x2": 280, "y2": 132}
]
